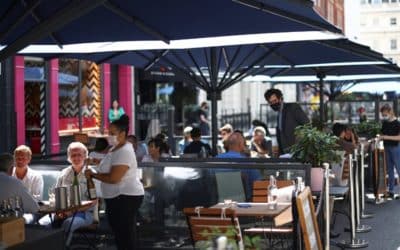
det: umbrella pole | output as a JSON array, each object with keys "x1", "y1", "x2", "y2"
[
  {"x1": 210, "y1": 91, "x2": 219, "y2": 156},
  {"x1": 210, "y1": 47, "x2": 219, "y2": 156}
]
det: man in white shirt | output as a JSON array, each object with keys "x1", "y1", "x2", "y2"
[
  {"x1": 12, "y1": 145, "x2": 44, "y2": 200},
  {"x1": 0, "y1": 153, "x2": 39, "y2": 213}
]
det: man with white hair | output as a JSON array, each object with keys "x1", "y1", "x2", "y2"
[
  {"x1": 12, "y1": 145, "x2": 44, "y2": 200},
  {"x1": 55, "y1": 142, "x2": 94, "y2": 247},
  {"x1": 178, "y1": 126, "x2": 193, "y2": 154},
  {"x1": 250, "y1": 126, "x2": 272, "y2": 157}
]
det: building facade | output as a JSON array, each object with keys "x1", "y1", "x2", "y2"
[
  {"x1": 314, "y1": 0, "x2": 345, "y2": 31},
  {"x1": 0, "y1": 56, "x2": 134, "y2": 155},
  {"x1": 356, "y1": 0, "x2": 400, "y2": 64}
]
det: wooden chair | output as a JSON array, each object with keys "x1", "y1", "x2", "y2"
[
  {"x1": 183, "y1": 207, "x2": 244, "y2": 250},
  {"x1": 245, "y1": 179, "x2": 294, "y2": 248},
  {"x1": 252, "y1": 179, "x2": 293, "y2": 202},
  {"x1": 73, "y1": 132, "x2": 94, "y2": 151}
]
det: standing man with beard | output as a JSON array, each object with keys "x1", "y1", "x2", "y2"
[{"x1": 264, "y1": 88, "x2": 309, "y2": 156}]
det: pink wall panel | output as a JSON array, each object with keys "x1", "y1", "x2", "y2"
[{"x1": 49, "y1": 59, "x2": 60, "y2": 153}]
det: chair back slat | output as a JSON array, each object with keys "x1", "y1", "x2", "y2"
[
  {"x1": 183, "y1": 207, "x2": 243, "y2": 249},
  {"x1": 73, "y1": 132, "x2": 90, "y2": 145},
  {"x1": 252, "y1": 180, "x2": 293, "y2": 202}
]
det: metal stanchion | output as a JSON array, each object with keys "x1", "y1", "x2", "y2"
[
  {"x1": 323, "y1": 163, "x2": 330, "y2": 250},
  {"x1": 337, "y1": 154, "x2": 368, "y2": 249},
  {"x1": 360, "y1": 143, "x2": 374, "y2": 219},
  {"x1": 353, "y1": 149, "x2": 371, "y2": 233}
]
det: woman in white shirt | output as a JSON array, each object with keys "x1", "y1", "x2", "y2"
[{"x1": 85, "y1": 115, "x2": 144, "y2": 250}]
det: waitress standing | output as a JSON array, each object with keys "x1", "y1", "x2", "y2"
[
  {"x1": 378, "y1": 104, "x2": 400, "y2": 199},
  {"x1": 85, "y1": 115, "x2": 144, "y2": 249}
]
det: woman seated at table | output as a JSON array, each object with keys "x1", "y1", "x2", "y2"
[{"x1": 55, "y1": 142, "x2": 94, "y2": 247}]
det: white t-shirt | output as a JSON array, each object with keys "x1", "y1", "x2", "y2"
[
  {"x1": 12, "y1": 167, "x2": 44, "y2": 200},
  {"x1": 98, "y1": 143, "x2": 144, "y2": 198}
]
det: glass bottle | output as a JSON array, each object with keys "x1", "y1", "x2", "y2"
[
  {"x1": 268, "y1": 175, "x2": 278, "y2": 210},
  {"x1": 86, "y1": 175, "x2": 97, "y2": 200},
  {"x1": 14, "y1": 196, "x2": 24, "y2": 218},
  {"x1": 71, "y1": 171, "x2": 81, "y2": 206}
]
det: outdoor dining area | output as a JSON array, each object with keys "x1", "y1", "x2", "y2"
[{"x1": 2, "y1": 0, "x2": 400, "y2": 250}]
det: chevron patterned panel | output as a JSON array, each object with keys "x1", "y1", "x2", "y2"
[
  {"x1": 83, "y1": 61, "x2": 101, "y2": 127},
  {"x1": 25, "y1": 83, "x2": 40, "y2": 124},
  {"x1": 59, "y1": 59, "x2": 79, "y2": 118},
  {"x1": 59, "y1": 85, "x2": 79, "y2": 118}
]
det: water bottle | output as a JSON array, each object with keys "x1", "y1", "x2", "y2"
[
  {"x1": 268, "y1": 175, "x2": 278, "y2": 210},
  {"x1": 14, "y1": 196, "x2": 24, "y2": 218},
  {"x1": 199, "y1": 146, "x2": 208, "y2": 158}
]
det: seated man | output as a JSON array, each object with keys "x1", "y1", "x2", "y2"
[
  {"x1": 250, "y1": 126, "x2": 272, "y2": 158},
  {"x1": 12, "y1": 145, "x2": 44, "y2": 200},
  {"x1": 218, "y1": 123, "x2": 233, "y2": 153},
  {"x1": 178, "y1": 126, "x2": 193, "y2": 155},
  {"x1": 0, "y1": 153, "x2": 39, "y2": 214},
  {"x1": 184, "y1": 127, "x2": 212, "y2": 157},
  {"x1": 55, "y1": 142, "x2": 95, "y2": 247},
  {"x1": 216, "y1": 132, "x2": 262, "y2": 200}
]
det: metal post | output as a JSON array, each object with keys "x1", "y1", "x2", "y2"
[
  {"x1": 317, "y1": 73, "x2": 325, "y2": 125},
  {"x1": 353, "y1": 149, "x2": 371, "y2": 233},
  {"x1": 323, "y1": 163, "x2": 330, "y2": 250},
  {"x1": 360, "y1": 143, "x2": 374, "y2": 219},
  {"x1": 210, "y1": 47, "x2": 219, "y2": 156},
  {"x1": 338, "y1": 154, "x2": 368, "y2": 248}
]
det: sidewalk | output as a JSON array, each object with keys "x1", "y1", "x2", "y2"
[{"x1": 332, "y1": 197, "x2": 400, "y2": 250}]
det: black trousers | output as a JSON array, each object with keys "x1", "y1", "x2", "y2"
[{"x1": 105, "y1": 195, "x2": 144, "y2": 250}]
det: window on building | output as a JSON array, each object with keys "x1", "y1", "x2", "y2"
[
  {"x1": 391, "y1": 17, "x2": 397, "y2": 25},
  {"x1": 372, "y1": 0, "x2": 380, "y2": 3},
  {"x1": 58, "y1": 59, "x2": 103, "y2": 135},
  {"x1": 360, "y1": 0, "x2": 366, "y2": 4},
  {"x1": 391, "y1": 39, "x2": 397, "y2": 50},
  {"x1": 391, "y1": 0, "x2": 397, "y2": 3},
  {"x1": 383, "y1": 0, "x2": 389, "y2": 3}
]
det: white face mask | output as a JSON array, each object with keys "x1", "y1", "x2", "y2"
[
  {"x1": 108, "y1": 135, "x2": 118, "y2": 146},
  {"x1": 381, "y1": 115, "x2": 390, "y2": 121}
]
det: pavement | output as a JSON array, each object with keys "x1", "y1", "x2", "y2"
[{"x1": 331, "y1": 194, "x2": 400, "y2": 250}]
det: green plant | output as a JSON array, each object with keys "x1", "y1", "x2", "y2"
[
  {"x1": 353, "y1": 121, "x2": 381, "y2": 139},
  {"x1": 197, "y1": 226, "x2": 261, "y2": 250},
  {"x1": 290, "y1": 124, "x2": 341, "y2": 167}
]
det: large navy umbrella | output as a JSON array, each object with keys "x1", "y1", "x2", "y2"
[
  {"x1": 0, "y1": 0, "x2": 342, "y2": 61},
  {"x1": 21, "y1": 38, "x2": 396, "y2": 154}
]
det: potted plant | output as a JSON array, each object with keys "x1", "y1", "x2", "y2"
[
  {"x1": 290, "y1": 124, "x2": 341, "y2": 191},
  {"x1": 353, "y1": 120, "x2": 381, "y2": 140}
]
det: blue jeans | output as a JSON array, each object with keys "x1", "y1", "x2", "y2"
[{"x1": 385, "y1": 145, "x2": 400, "y2": 192}]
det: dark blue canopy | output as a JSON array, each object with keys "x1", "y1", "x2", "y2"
[{"x1": 0, "y1": 0, "x2": 341, "y2": 61}]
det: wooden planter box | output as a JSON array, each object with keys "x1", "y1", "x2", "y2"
[{"x1": 0, "y1": 217, "x2": 25, "y2": 247}]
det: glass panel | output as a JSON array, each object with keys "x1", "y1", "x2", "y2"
[
  {"x1": 58, "y1": 59, "x2": 80, "y2": 133},
  {"x1": 80, "y1": 61, "x2": 102, "y2": 130}
]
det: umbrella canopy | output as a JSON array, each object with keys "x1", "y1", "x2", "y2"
[
  {"x1": 0, "y1": 0, "x2": 342, "y2": 61},
  {"x1": 20, "y1": 38, "x2": 396, "y2": 153}
]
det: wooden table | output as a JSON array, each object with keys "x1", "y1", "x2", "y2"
[
  {"x1": 211, "y1": 202, "x2": 290, "y2": 218},
  {"x1": 39, "y1": 200, "x2": 97, "y2": 214},
  {"x1": 38, "y1": 200, "x2": 97, "y2": 239}
]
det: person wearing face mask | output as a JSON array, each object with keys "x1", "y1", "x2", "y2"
[
  {"x1": 264, "y1": 88, "x2": 309, "y2": 156},
  {"x1": 198, "y1": 101, "x2": 210, "y2": 136},
  {"x1": 85, "y1": 115, "x2": 144, "y2": 250},
  {"x1": 378, "y1": 104, "x2": 400, "y2": 199}
]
